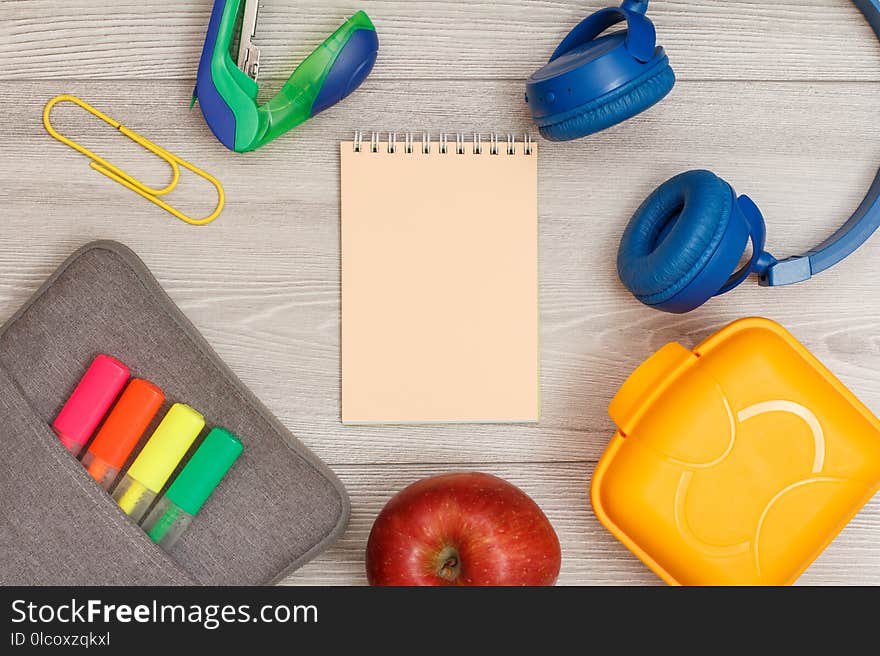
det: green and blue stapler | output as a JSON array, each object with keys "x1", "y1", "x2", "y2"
[{"x1": 194, "y1": 0, "x2": 379, "y2": 152}]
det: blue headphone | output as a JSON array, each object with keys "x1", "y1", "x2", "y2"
[{"x1": 527, "y1": 0, "x2": 880, "y2": 313}]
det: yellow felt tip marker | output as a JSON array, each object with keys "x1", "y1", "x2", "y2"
[{"x1": 112, "y1": 403, "x2": 205, "y2": 523}]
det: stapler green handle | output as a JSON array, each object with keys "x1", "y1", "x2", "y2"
[{"x1": 194, "y1": 1, "x2": 379, "y2": 152}]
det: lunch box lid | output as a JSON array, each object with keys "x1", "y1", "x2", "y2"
[{"x1": 591, "y1": 317, "x2": 880, "y2": 585}]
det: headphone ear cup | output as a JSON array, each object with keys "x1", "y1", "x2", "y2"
[
  {"x1": 617, "y1": 170, "x2": 742, "y2": 313},
  {"x1": 527, "y1": 4, "x2": 676, "y2": 142},
  {"x1": 538, "y1": 61, "x2": 674, "y2": 142}
]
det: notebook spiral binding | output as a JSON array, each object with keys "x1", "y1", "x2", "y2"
[{"x1": 352, "y1": 131, "x2": 534, "y2": 156}]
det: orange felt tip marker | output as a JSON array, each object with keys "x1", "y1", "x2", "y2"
[{"x1": 81, "y1": 379, "x2": 165, "y2": 491}]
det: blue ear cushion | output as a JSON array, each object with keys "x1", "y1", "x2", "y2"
[
  {"x1": 617, "y1": 170, "x2": 735, "y2": 306},
  {"x1": 537, "y1": 58, "x2": 675, "y2": 142}
]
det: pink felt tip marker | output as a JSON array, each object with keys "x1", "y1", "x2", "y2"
[{"x1": 52, "y1": 354, "x2": 130, "y2": 457}]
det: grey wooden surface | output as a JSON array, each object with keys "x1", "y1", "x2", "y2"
[{"x1": 2, "y1": 0, "x2": 880, "y2": 585}]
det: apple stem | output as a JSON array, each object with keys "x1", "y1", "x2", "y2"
[{"x1": 435, "y1": 546, "x2": 462, "y2": 582}]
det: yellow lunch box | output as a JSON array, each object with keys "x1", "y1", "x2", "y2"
[{"x1": 591, "y1": 317, "x2": 880, "y2": 585}]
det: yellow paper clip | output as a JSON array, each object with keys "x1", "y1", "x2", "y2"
[{"x1": 43, "y1": 94, "x2": 224, "y2": 226}]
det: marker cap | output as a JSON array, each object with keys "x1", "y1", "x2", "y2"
[
  {"x1": 165, "y1": 427, "x2": 243, "y2": 516},
  {"x1": 52, "y1": 354, "x2": 130, "y2": 451},
  {"x1": 87, "y1": 379, "x2": 165, "y2": 468},
  {"x1": 127, "y1": 403, "x2": 205, "y2": 493}
]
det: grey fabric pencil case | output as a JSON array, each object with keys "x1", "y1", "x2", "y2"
[{"x1": 0, "y1": 241, "x2": 348, "y2": 585}]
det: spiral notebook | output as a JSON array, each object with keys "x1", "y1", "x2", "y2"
[{"x1": 341, "y1": 133, "x2": 539, "y2": 424}]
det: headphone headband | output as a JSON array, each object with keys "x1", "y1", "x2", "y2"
[
  {"x1": 550, "y1": 3, "x2": 656, "y2": 64},
  {"x1": 763, "y1": 0, "x2": 880, "y2": 286}
]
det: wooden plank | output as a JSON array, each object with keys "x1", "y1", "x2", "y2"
[
  {"x1": 4, "y1": 79, "x2": 880, "y2": 466},
  {"x1": 280, "y1": 463, "x2": 880, "y2": 585},
  {"x1": 2, "y1": 1, "x2": 880, "y2": 82}
]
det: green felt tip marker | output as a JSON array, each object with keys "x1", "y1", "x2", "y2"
[{"x1": 142, "y1": 427, "x2": 243, "y2": 549}]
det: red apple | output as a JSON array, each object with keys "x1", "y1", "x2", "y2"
[{"x1": 366, "y1": 472, "x2": 561, "y2": 586}]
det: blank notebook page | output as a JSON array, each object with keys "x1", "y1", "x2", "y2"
[{"x1": 340, "y1": 139, "x2": 539, "y2": 424}]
